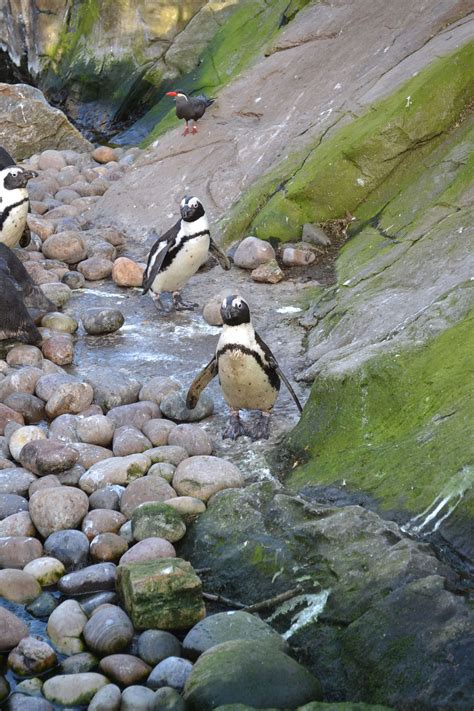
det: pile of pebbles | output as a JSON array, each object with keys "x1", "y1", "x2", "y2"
[{"x1": 0, "y1": 352, "x2": 250, "y2": 708}]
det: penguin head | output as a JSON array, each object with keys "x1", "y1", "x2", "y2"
[
  {"x1": 166, "y1": 91, "x2": 188, "y2": 102},
  {"x1": 2, "y1": 166, "x2": 37, "y2": 191},
  {"x1": 221, "y1": 295, "x2": 251, "y2": 326},
  {"x1": 180, "y1": 195, "x2": 205, "y2": 222}
]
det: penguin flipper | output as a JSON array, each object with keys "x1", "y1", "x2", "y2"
[
  {"x1": 186, "y1": 357, "x2": 218, "y2": 409},
  {"x1": 209, "y1": 239, "x2": 231, "y2": 271},
  {"x1": 255, "y1": 331, "x2": 303, "y2": 414},
  {"x1": 0, "y1": 147, "x2": 16, "y2": 169},
  {"x1": 142, "y1": 222, "x2": 179, "y2": 294}
]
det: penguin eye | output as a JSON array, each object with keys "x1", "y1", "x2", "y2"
[{"x1": 189, "y1": 199, "x2": 198, "y2": 209}]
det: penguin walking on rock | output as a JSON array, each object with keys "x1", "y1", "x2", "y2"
[
  {"x1": 186, "y1": 295, "x2": 302, "y2": 440},
  {"x1": 142, "y1": 196, "x2": 230, "y2": 312},
  {"x1": 0, "y1": 147, "x2": 37, "y2": 249},
  {"x1": 166, "y1": 91, "x2": 215, "y2": 135}
]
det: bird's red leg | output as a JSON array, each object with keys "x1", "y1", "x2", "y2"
[
  {"x1": 183, "y1": 121, "x2": 189, "y2": 136},
  {"x1": 191, "y1": 121, "x2": 198, "y2": 134}
]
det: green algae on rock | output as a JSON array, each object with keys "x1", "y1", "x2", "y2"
[
  {"x1": 117, "y1": 557, "x2": 205, "y2": 630},
  {"x1": 220, "y1": 41, "x2": 474, "y2": 244}
]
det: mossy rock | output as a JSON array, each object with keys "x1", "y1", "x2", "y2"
[{"x1": 131, "y1": 501, "x2": 187, "y2": 543}]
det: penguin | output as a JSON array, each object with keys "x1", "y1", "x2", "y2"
[
  {"x1": 0, "y1": 256, "x2": 42, "y2": 346},
  {"x1": 186, "y1": 295, "x2": 302, "y2": 440},
  {"x1": 0, "y1": 148, "x2": 37, "y2": 249},
  {"x1": 0, "y1": 243, "x2": 55, "y2": 314},
  {"x1": 142, "y1": 195, "x2": 230, "y2": 311},
  {"x1": 166, "y1": 91, "x2": 215, "y2": 135}
]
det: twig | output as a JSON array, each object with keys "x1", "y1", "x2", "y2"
[
  {"x1": 195, "y1": 567, "x2": 212, "y2": 574},
  {"x1": 202, "y1": 592, "x2": 246, "y2": 609},
  {"x1": 244, "y1": 586, "x2": 304, "y2": 613}
]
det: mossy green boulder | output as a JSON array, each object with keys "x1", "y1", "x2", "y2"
[
  {"x1": 117, "y1": 558, "x2": 205, "y2": 630},
  {"x1": 183, "y1": 639, "x2": 322, "y2": 709},
  {"x1": 131, "y1": 501, "x2": 187, "y2": 543}
]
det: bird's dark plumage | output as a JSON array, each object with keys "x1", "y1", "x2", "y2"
[
  {"x1": 0, "y1": 244, "x2": 55, "y2": 314},
  {"x1": 166, "y1": 91, "x2": 215, "y2": 135},
  {"x1": 0, "y1": 256, "x2": 42, "y2": 346}
]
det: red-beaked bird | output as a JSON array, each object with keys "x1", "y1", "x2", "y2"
[{"x1": 166, "y1": 91, "x2": 215, "y2": 135}]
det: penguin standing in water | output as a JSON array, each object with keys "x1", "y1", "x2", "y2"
[
  {"x1": 142, "y1": 196, "x2": 230, "y2": 311},
  {"x1": 186, "y1": 295, "x2": 302, "y2": 440},
  {"x1": 166, "y1": 91, "x2": 215, "y2": 135},
  {"x1": 0, "y1": 147, "x2": 37, "y2": 249}
]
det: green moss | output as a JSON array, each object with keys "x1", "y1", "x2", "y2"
[
  {"x1": 286, "y1": 310, "x2": 474, "y2": 516},
  {"x1": 220, "y1": 41, "x2": 474, "y2": 243}
]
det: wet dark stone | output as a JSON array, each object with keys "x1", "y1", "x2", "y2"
[
  {"x1": 62, "y1": 270, "x2": 86, "y2": 289},
  {"x1": 26, "y1": 592, "x2": 58, "y2": 618},
  {"x1": 58, "y1": 562, "x2": 117, "y2": 595},
  {"x1": 43, "y1": 529, "x2": 90, "y2": 571},
  {"x1": 160, "y1": 391, "x2": 213, "y2": 423},
  {"x1": 0, "y1": 494, "x2": 28, "y2": 520},
  {"x1": 82, "y1": 308, "x2": 124, "y2": 335}
]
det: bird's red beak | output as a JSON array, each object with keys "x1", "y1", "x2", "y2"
[{"x1": 166, "y1": 91, "x2": 177, "y2": 97}]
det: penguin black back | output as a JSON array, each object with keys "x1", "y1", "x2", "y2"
[{"x1": 0, "y1": 257, "x2": 42, "y2": 346}]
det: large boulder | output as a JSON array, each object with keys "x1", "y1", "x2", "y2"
[{"x1": 0, "y1": 84, "x2": 91, "y2": 159}]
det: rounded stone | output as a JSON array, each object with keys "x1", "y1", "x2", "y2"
[
  {"x1": 41, "y1": 312, "x2": 78, "y2": 333},
  {"x1": 142, "y1": 419, "x2": 176, "y2": 446},
  {"x1": 39, "y1": 282, "x2": 72, "y2": 307},
  {"x1": 120, "y1": 476, "x2": 176, "y2": 519},
  {"x1": 76, "y1": 414, "x2": 115, "y2": 446},
  {"x1": 131, "y1": 502, "x2": 186, "y2": 543},
  {"x1": 119, "y1": 537, "x2": 176, "y2": 566},
  {"x1": 112, "y1": 257, "x2": 145, "y2": 287},
  {"x1": 160, "y1": 391, "x2": 214, "y2": 423},
  {"x1": 29, "y1": 486, "x2": 89, "y2": 537},
  {"x1": 58, "y1": 562, "x2": 117, "y2": 595},
  {"x1": 121, "y1": 685, "x2": 155, "y2": 710},
  {"x1": 6, "y1": 345, "x2": 43, "y2": 368},
  {"x1": 59, "y1": 651, "x2": 99, "y2": 674},
  {"x1": 62, "y1": 270, "x2": 85, "y2": 289},
  {"x1": 0, "y1": 494, "x2": 29, "y2": 520},
  {"x1": 89, "y1": 485, "x2": 123, "y2": 511},
  {"x1": 83, "y1": 605, "x2": 134, "y2": 655},
  {"x1": 6, "y1": 693, "x2": 54, "y2": 710},
  {"x1": 0, "y1": 569, "x2": 41, "y2": 603},
  {"x1": 38, "y1": 150, "x2": 67, "y2": 171},
  {"x1": 113, "y1": 425, "x2": 152, "y2": 457},
  {"x1": 82, "y1": 308, "x2": 124, "y2": 335},
  {"x1": 79, "y1": 453, "x2": 150, "y2": 494},
  {"x1": 35, "y1": 372, "x2": 77, "y2": 401},
  {"x1": 148, "y1": 462, "x2": 176, "y2": 482},
  {"x1": 88, "y1": 683, "x2": 121, "y2": 711},
  {"x1": 147, "y1": 656, "x2": 193, "y2": 692},
  {"x1": 90, "y1": 533, "x2": 128, "y2": 563},
  {"x1": 19, "y1": 439, "x2": 79, "y2": 475},
  {"x1": 0, "y1": 467, "x2": 36, "y2": 496},
  {"x1": 168, "y1": 424, "x2": 212, "y2": 456},
  {"x1": 92, "y1": 146, "x2": 118, "y2": 164},
  {"x1": 78, "y1": 257, "x2": 114, "y2": 281},
  {"x1": 233, "y1": 236, "x2": 275, "y2": 270},
  {"x1": 46, "y1": 599, "x2": 88, "y2": 655},
  {"x1": 99, "y1": 654, "x2": 151, "y2": 686},
  {"x1": 23, "y1": 557, "x2": 65, "y2": 586},
  {"x1": 183, "y1": 611, "x2": 287, "y2": 660},
  {"x1": 82, "y1": 509, "x2": 127, "y2": 541},
  {"x1": 43, "y1": 529, "x2": 90, "y2": 571},
  {"x1": 147, "y1": 445, "x2": 188, "y2": 467},
  {"x1": 0, "y1": 536, "x2": 43, "y2": 568},
  {"x1": 26, "y1": 591, "x2": 58, "y2": 618},
  {"x1": 173, "y1": 456, "x2": 244, "y2": 501},
  {"x1": 139, "y1": 377, "x2": 180, "y2": 406},
  {"x1": 152, "y1": 687, "x2": 186, "y2": 710},
  {"x1": 42, "y1": 231, "x2": 87, "y2": 264},
  {"x1": 14, "y1": 676, "x2": 44, "y2": 696},
  {"x1": 0, "y1": 606, "x2": 28, "y2": 652},
  {"x1": 138, "y1": 630, "x2": 181, "y2": 666},
  {"x1": 282, "y1": 246, "x2": 316, "y2": 266},
  {"x1": 42, "y1": 334, "x2": 74, "y2": 365},
  {"x1": 9, "y1": 426, "x2": 46, "y2": 462},
  {"x1": 3, "y1": 392, "x2": 45, "y2": 424},
  {"x1": 42, "y1": 673, "x2": 109, "y2": 706},
  {"x1": 88, "y1": 241, "x2": 117, "y2": 261},
  {"x1": 251, "y1": 259, "x2": 284, "y2": 284},
  {"x1": 0, "y1": 511, "x2": 36, "y2": 537},
  {"x1": 0, "y1": 403, "x2": 24, "y2": 434},
  {"x1": 164, "y1": 496, "x2": 206, "y2": 524},
  {"x1": 45, "y1": 381, "x2": 94, "y2": 418},
  {"x1": 8, "y1": 637, "x2": 57, "y2": 676},
  {"x1": 107, "y1": 401, "x2": 160, "y2": 429}
]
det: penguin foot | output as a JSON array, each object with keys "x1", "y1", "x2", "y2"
[
  {"x1": 223, "y1": 413, "x2": 247, "y2": 440},
  {"x1": 192, "y1": 125, "x2": 198, "y2": 134},
  {"x1": 152, "y1": 293, "x2": 172, "y2": 313},
  {"x1": 248, "y1": 412, "x2": 271, "y2": 441},
  {"x1": 183, "y1": 124, "x2": 190, "y2": 136},
  {"x1": 173, "y1": 292, "x2": 198, "y2": 311}
]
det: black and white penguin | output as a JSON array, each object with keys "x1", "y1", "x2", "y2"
[
  {"x1": 186, "y1": 295, "x2": 302, "y2": 440},
  {"x1": 166, "y1": 91, "x2": 215, "y2": 135},
  {"x1": 142, "y1": 195, "x2": 230, "y2": 311},
  {"x1": 0, "y1": 148, "x2": 37, "y2": 249},
  {"x1": 0, "y1": 256, "x2": 42, "y2": 346}
]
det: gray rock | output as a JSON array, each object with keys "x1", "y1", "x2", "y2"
[
  {"x1": 71, "y1": 442, "x2": 113, "y2": 469},
  {"x1": 45, "y1": 381, "x2": 94, "y2": 418},
  {"x1": 88, "y1": 683, "x2": 122, "y2": 711},
  {"x1": 146, "y1": 446, "x2": 188, "y2": 467},
  {"x1": 29, "y1": 486, "x2": 89, "y2": 537},
  {"x1": 89, "y1": 485, "x2": 124, "y2": 511},
  {"x1": 0, "y1": 494, "x2": 29, "y2": 520},
  {"x1": 183, "y1": 611, "x2": 286, "y2": 660},
  {"x1": 147, "y1": 657, "x2": 193, "y2": 692},
  {"x1": 3, "y1": 392, "x2": 45, "y2": 423},
  {"x1": 43, "y1": 529, "x2": 90, "y2": 571},
  {"x1": 62, "y1": 270, "x2": 85, "y2": 289},
  {"x1": 41, "y1": 312, "x2": 78, "y2": 334},
  {"x1": 121, "y1": 685, "x2": 155, "y2": 711},
  {"x1": 172, "y1": 456, "x2": 244, "y2": 502},
  {"x1": 59, "y1": 651, "x2": 99, "y2": 674},
  {"x1": 139, "y1": 376, "x2": 180, "y2": 406},
  {"x1": 82, "y1": 308, "x2": 124, "y2": 335},
  {"x1": 85, "y1": 367, "x2": 141, "y2": 412},
  {"x1": 58, "y1": 562, "x2": 116, "y2": 595},
  {"x1": 120, "y1": 475, "x2": 176, "y2": 519},
  {"x1": 77, "y1": 257, "x2": 114, "y2": 281},
  {"x1": 19, "y1": 440, "x2": 79, "y2": 475},
  {"x1": 0, "y1": 468, "x2": 36, "y2": 496},
  {"x1": 151, "y1": 687, "x2": 186, "y2": 711},
  {"x1": 42, "y1": 673, "x2": 108, "y2": 706},
  {"x1": 168, "y1": 424, "x2": 212, "y2": 456},
  {"x1": 26, "y1": 591, "x2": 58, "y2": 618},
  {"x1": 302, "y1": 222, "x2": 331, "y2": 246},
  {"x1": 56, "y1": 463, "x2": 86, "y2": 485},
  {"x1": 160, "y1": 391, "x2": 213, "y2": 423},
  {"x1": 132, "y1": 502, "x2": 186, "y2": 543},
  {"x1": 79, "y1": 591, "x2": 118, "y2": 616},
  {"x1": 183, "y1": 640, "x2": 322, "y2": 709},
  {"x1": 233, "y1": 237, "x2": 275, "y2": 270},
  {"x1": 35, "y1": 372, "x2": 77, "y2": 402},
  {"x1": 6, "y1": 694, "x2": 53, "y2": 710},
  {"x1": 107, "y1": 401, "x2": 160, "y2": 429},
  {"x1": 79, "y1": 453, "x2": 150, "y2": 493},
  {"x1": 142, "y1": 419, "x2": 176, "y2": 446},
  {"x1": 76, "y1": 414, "x2": 115, "y2": 446},
  {"x1": 83, "y1": 605, "x2": 134, "y2": 655},
  {"x1": 47, "y1": 413, "x2": 79, "y2": 443},
  {"x1": 138, "y1": 630, "x2": 181, "y2": 666},
  {"x1": 148, "y1": 462, "x2": 175, "y2": 482},
  {"x1": 0, "y1": 536, "x2": 43, "y2": 568},
  {"x1": 113, "y1": 425, "x2": 152, "y2": 456}
]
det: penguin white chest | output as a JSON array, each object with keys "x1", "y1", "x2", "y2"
[
  {"x1": 218, "y1": 349, "x2": 278, "y2": 411},
  {"x1": 152, "y1": 234, "x2": 210, "y2": 293},
  {"x1": 0, "y1": 198, "x2": 28, "y2": 248}
]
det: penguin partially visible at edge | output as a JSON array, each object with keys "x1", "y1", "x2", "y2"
[
  {"x1": 142, "y1": 195, "x2": 230, "y2": 311},
  {"x1": 0, "y1": 256, "x2": 42, "y2": 345},
  {"x1": 0, "y1": 243, "x2": 55, "y2": 314},
  {"x1": 0, "y1": 147, "x2": 37, "y2": 249},
  {"x1": 186, "y1": 295, "x2": 302, "y2": 440}
]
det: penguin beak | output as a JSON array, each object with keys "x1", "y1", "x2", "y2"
[
  {"x1": 181, "y1": 204, "x2": 192, "y2": 219},
  {"x1": 21, "y1": 170, "x2": 38, "y2": 181}
]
